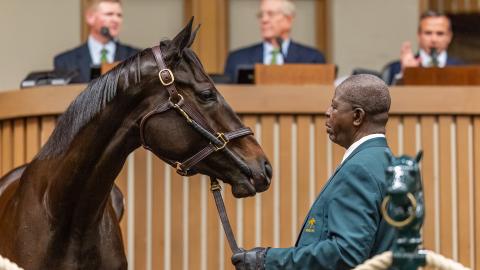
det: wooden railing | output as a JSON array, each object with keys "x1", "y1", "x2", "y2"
[{"x1": 0, "y1": 85, "x2": 479, "y2": 269}]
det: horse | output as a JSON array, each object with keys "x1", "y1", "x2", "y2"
[
  {"x1": 382, "y1": 151, "x2": 425, "y2": 253},
  {"x1": 0, "y1": 19, "x2": 272, "y2": 270}
]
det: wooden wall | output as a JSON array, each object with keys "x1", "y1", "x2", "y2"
[{"x1": 0, "y1": 85, "x2": 478, "y2": 270}]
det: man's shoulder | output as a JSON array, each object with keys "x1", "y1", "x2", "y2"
[
  {"x1": 447, "y1": 56, "x2": 465, "y2": 66},
  {"x1": 117, "y1": 42, "x2": 141, "y2": 54},
  {"x1": 290, "y1": 41, "x2": 322, "y2": 54},
  {"x1": 288, "y1": 41, "x2": 325, "y2": 62},
  {"x1": 228, "y1": 43, "x2": 262, "y2": 58},
  {"x1": 54, "y1": 43, "x2": 88, "y2": 61}
]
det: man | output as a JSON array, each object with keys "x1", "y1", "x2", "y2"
[
  {"x1": 231, "y1": 74, "x2": 396, "y2": 270},
  {"x1": 384, "y1": 10, "x2": 463, "y2": 85},
  {"x1": 54, "y1": 0, "x2": 139, "y2": 83},
  {"x1": 223, "y1": 0, "x2": 325, "y2": 83}
]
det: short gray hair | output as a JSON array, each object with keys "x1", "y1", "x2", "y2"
[{"x1": 280, "y1": 0, "x2": 296, "y2": 17}]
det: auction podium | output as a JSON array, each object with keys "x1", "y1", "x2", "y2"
[
  {"x1": 254, "y1": 64, "x2": 335, "y2": 85},
  {"x1": 403, "y1": 66, "x2": 480, "y2": 85}
]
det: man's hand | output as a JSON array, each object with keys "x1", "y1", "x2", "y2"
[
  {"x1": 231, "y1": 247, "x2": 269, "y2": 270},
  {"x1": 400, "y1": 41, "x2": 420, "y2": 70}
]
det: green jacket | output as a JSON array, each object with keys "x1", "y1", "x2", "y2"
[{"x1": 265, "y1": 137, "x2": 396, "y2": 269}]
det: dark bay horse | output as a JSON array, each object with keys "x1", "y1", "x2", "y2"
[{"x1": 0, "y1": 19, "x2": 271, "y2": 270}]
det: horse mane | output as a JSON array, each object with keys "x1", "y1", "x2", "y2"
[{"x1": 37, "y1": 53, "x2": 142, "y2": 159}]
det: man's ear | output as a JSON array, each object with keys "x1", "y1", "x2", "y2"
[
  {"x1": 352, "y1": 107, "x2": 365, "y2": 126},
  {"x1": 85, "y1": 9, "x2": 96, "y2": 26}
]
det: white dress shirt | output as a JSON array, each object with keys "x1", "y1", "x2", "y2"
[
  {"x1": 263, "y1": 39, "x2": 290, "y2": 65},
  {"x1": 341, "y1": 134, "x2": 386, "y2": 164}
]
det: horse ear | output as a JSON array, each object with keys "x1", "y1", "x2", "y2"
[
  {"x1": 167, "y1": 17, "x2": 194, "y2": 60},
  {"x1": 415, "y1": 150, "x2": 423, "y2": 163},
  {"x1": 186, "y1": 24, "x2": 201, "y2": 48}
]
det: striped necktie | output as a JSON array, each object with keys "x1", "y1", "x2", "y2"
[
  {"x1": 100, "y1": 48, "x2": 108, "y2": 64},
  {"x1": 270, "y1": 48, "x2": 280, "y2": 65}
]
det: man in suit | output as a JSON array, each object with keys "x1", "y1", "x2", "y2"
[
  {"x1": 223, "y1": 0, "x2": 326, "y2": 83},
  {"x1": 384, "y1": 10, "x2": 463, "y2": 85},
  {"x1": 54, "y1": 0, "x2": 139, "y2": 84},
  {"x1": 231, "y1": 74, "x2": 396, "y2": 270}
]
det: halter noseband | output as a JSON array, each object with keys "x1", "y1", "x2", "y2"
[{"x1": 139, "y1": 45, "x2": 253, "y2": 178}]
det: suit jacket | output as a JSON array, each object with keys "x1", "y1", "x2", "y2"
[
  {"x1": 54, "y1": 42, "x2": 140, "y2": 84},
  {"x1": 265, "y1": 137, "x2": 396, "y2": 270},
  {"x1": 384, "y1": 56, "x2": 464, "y2": 85},
  {"x1": 223, "y1": 41, "x2": 326, "y2": 83}
]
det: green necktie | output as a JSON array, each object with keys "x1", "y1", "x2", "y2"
[
  {"x1": 270, "y1": 48, "x2": 280, "y2": 65},
  {"x1": 100, "y1": 48, "x2": 108, "y2": 64}
]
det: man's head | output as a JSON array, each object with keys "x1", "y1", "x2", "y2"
[
  {"x1": 417, "y1": 10, "x2": 452, "y2": 55},
  {"x1": 86, "y1": 0, "x2": 123, "y2": 44},
  {"x1": 257, "y1": 0, "x2": 295, "y2": 44},
  {"x1": 325, "y1": 74, "x2": 391, "y2": 149}
]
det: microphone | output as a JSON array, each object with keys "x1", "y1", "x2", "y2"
[
  {"x1": 275, "y1": 37, "x2": 287, "y2": 63},
  {"x1": 100, "y1": 26, "x2": 114, "y2": 42}
]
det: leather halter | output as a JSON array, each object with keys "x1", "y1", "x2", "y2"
[{"x1": 139, "y1": 45, "x2": 253, "y2": 177}]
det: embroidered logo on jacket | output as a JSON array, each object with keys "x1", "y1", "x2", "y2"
[{"x1": 305, "y1": 217, "x2": 316, "y2": 232}]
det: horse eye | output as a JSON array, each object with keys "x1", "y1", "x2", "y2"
[{"x1": 197, "y1": 89, "x2": 217, "y2": 102}]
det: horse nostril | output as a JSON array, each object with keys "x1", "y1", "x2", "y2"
[{"x1": 264, "y1": 161, "x2": 273, "y2": 179}]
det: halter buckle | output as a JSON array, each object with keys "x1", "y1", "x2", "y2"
[
  {"x1": 213, "y1": 133, "x2": 229, "y2": 151},
  {"x1": 159, "y1": 68, "x2": 175, "y2": 86},
  {"x1": 210, "y1": 178, "x2": 222, "y2": 192},
  {"x1": 175, "y1": 162, "x2": 189, "y2": 176}
]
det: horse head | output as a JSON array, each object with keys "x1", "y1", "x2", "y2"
[
  {"x1": 383, "y1": 151, "x2": 425, "y2": 232},
  {"x1": 131, "y1": 18, "x2": 271, "y2": 198}
]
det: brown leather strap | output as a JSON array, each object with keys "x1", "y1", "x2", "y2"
[
  {"x1": 210, "y1": 177, "x2": 241, "y2": 254},
  {"x1": 151, "y1": 46, "x2": 180, "y2": 102}
]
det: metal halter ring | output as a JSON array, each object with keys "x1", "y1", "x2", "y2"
[
  {"x1": 213, "y1": 133, "x2": 229, "y2": 151},
  {"x1": 159, "y1": 68, "x2": 175, "y2": 86},
  {"x1": 381, "y1": 192, "x2": 417, "y2": 228}
]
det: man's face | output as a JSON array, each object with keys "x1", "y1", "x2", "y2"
[
  {"x1": 325, "y1": 89, "x2": 355, "y2": 149},
  {"x1": 87, "y1": 2, "x2": 123, "y2": 38},
  {"x1": 417, "y1": 16, "x2": 452, "y2": 54},
  {"x1": 258, "y1": 0, "x2": 293, "y2": 41}
]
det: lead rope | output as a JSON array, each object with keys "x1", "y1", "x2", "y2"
[
  {"x1": 352, "y1": 250, "x2": 470, "y2": 270},
  {"x1": 210, "y1": 177, "x2": 241, "y2": 254},
  {"x1": 0, "y1": 255, "x2": 23, "y2": 270}
]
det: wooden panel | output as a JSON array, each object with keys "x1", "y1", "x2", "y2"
[
  {"x1": 456, "y1": 116, "x2": 471, "y2": 266},
  {"x1": 170, "y1": 168, "x2": 184, "y2": 269},
  {"x1": 314, "y1": 116, "x2": 328, "y2": 194},
  {"x1": 403, "y1": 116, "x2": 418, "y2": 156},
  {"x1": 1, "y1": 121, "x2": 13, "y2": 174},
  {"x1": 188, "y1": 175, "x2": 202, "y2": 270},
  {"x1": 420, "y1": 116, "x2": 436, "y2": 250},
  {"x1": 296, "y1": 116, "x2": 311, "y2": 228},
  {"x1": 386, "y1": 116, "x2": 400, "y2": 155},
  {"x1": 438, "y1": 116, "x2": 453, "y2": 258},
  {"x1": 403, "y1": 66, "x2": 480, "y2": 85},
  {"x1": 40, "y1": 116, "x2": 56, "y2": 146},
  {"x1": 242, "y1": 116, "x2": 257, "y2": 249},
  {"x1": 152, "y1": 159, "x2": 165, "y2": 270},
  {"x1": 25, "y1": 118, "x2": 40, "y2": 162},
  {"x1": 134, "y1": 149, "x2": 147, "y2": 270},
  {"x1": 474, "y1": 117, "x2": 480, "y2": 270},
  {"x1": 279, "y1": 116, "x2": 294, "y2": 246},
  {"x1": 13, "y1": 119, "x2": 25, "y2": 167},
  {"x1": 255, "y1": 64, "x2": 335, "y2": 85},
  {"x1": 260, "y1": 115, "x2": 275, "y2": 247},
  {"x1": 315, "y1": 0, "x2": 331, "y2": 62}
]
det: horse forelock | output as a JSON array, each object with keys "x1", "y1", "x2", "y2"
[{"x1": 37, "y1": 53, "x2": 143, "y2": 159}]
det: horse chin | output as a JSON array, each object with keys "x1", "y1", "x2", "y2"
[{"x1": 231, "y1": 179, "x2": 257, "y2": 198}]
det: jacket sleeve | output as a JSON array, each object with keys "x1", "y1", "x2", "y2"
[{"x1": 265, "y1": 164, "x2": 383, "y2": 270}]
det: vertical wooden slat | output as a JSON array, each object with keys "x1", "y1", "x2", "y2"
[
  {"x1": 260, "y1": 115, "x2": 275, "y2": 247},
  {"x1": 386, "y1": 116, "x2": 400, "y2": 155},
  {"x1": 223, "y1": 185, "x2": 236, "y2": 270},
  {"x1": 40, "y1": 116, "x2": 56, "y2": 146},
  {"x1": 444, "y1": 0, "x2": 454, "y2": 12},
  {"x1": 13, "y1": 119, "x2": 25, "y2": 167},
  {"x1": 152, "y1": 159, "x2": 165, "y2": 270},
  {"x1": 171, "y1": 168, "x2": 184, "y2": 270},
  {"x1": 438, "y1": 116, "x2": 453, "y2": 258},
  {"x1": 242, "y1": 116, "x2": 257, "y2": 249},
  {"x1": 296, "y1": 116, "x2": 311, "y2": 229},
  {"x1": 134, "y1": 149, "x2": 147, "y2": 270},
  {"x1": 314, "y1": 116, "x2": 328, "y2": 194},
  {"x1": 279, "y1": 115, "x2": 294, "y2": 246},
  {"x1": 1, "y1": 121, "x2": 13, "y2": 174},
  {"x1": 456, "y1": 116, "x2": 471, "y2": 267},
  {"x1": 473, "y1": 117, "x2": 480, "y2": 270},
  {"x1": 471, "y1": 0, "x2": 479, "y2": 11},
  {"x1": 206, "y1": 176, "x2": 220, "y2": 270},
  {"x1": 0, "y1": 123, "x2": 2, "y2": 175},
  {"x1": 419, "y1": 0, "x2": 430, "y2": 13},
  {"x1": 331, "y1": 143, "x2": 344, "y2": 169},
  {"x1": 403, "y1": 116, "x2": 418, "y2": 156},
  {"x1": 25, "y1": 118, "x2": 40, "y2": 162},
  {"x1": 189, "y1": 175, "x2": 202, "y2": 270},
  {"x1": 429, "y1": 0, "x2": 439, "y2": 11},
  {"x1": 315, "y1": 0, "x2": 330, "y2": 62},
  {"x1": 420, "y1": 116, "x2": 436, "y2": 250}
]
